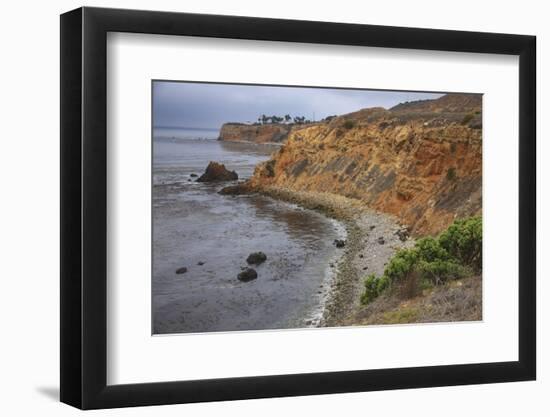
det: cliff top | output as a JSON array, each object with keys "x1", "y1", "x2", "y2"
[
  {"x1": 329, "y1": 93, "x2": 482, "y2": 128},
  {"x1": 219, "y1": 93, "x2": 482, "y2": 141},
  {"x1": 389, "y1": 93, "x2": 482, "y2": 114},
  {"x1": 221, "y1": 93, "x2": 481, "y2": 127}
]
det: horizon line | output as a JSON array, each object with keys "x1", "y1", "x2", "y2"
[{"x1": 154, "y1": 125, "x2": 220, "y2": 130}]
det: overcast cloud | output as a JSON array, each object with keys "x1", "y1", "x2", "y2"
[{"x1": 153, "y1": 81, "x2": 444, "y2": 129}]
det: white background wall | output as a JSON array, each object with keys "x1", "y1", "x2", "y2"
[{"x1": 0, "y1": 0, "x2": 546, "y2": 415}]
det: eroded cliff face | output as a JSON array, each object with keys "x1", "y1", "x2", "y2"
[
  {"x1": 248, "y1": 94, "x2": 482, "y2": 236},
  {"x1": 218, "y1": 123, "x2": 291, "y2": 144}
]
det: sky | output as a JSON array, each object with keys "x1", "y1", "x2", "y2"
[{"x1": 153, "y1": 81, "x2": 444, "y2": 129}]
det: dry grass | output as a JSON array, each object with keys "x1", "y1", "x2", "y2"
[{"x1": 351, "y1": 275, "x2": 482, "y2": 325}]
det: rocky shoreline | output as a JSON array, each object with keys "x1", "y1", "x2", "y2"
[{"x1": 221, "y1": 184, "x2": 414, "y2": 326}]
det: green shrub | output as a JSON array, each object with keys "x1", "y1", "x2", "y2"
[
  {"x1": 383, "y1": 248, "x2": 418, "y2": 282},
  {"x1": 360, "y1": 216, "x2": 482, "y2": 305},
  {"x1": 416, "y1": 237, "x2": 450, "y2": 262},
  {"x1": 376, "y1": 275, "x2": 391, "y2": 294},
  {"x1": 439, "y1": 216, "x2": 482, "y2": 272},
  {"x1": 360, "y1": 274, "x2": 380, "y2": 305},
  {"x1": 343, "y1": 119, "x2": 356, "y2": 129},
  {"x1": 446, "y1": 167, "x2": 457, "y2": 181},
  {"x1": 417, "y1": 258, "x2": 468, "y2": 285}
]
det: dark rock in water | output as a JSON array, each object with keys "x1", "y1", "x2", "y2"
[
  {"x1": 197, "y1": 161, "x2": 238, "y2": 182},
  {"x1": 369, "y1": 225, "x2": 376, "y2": 230},
  {"x1": 197, "y1": 261, "x2": 205, "y2": 266},
  {"x1": 218, "y1": 183, "x2": 253, "y2": 195},
  {"x1": 190, "y1": 173, "x2": 198, "y2": 177},
  {"x1": 175, "y1": 267, "x2": 188, "y2": 274},
  {"x1": 246, "y1": 252, "x2": 267, "y2": 265},
  {"x1": 238, "y1": 268, "x2": 258, "y2": 282},
  {"x1": 334, "y1": 239, "x2": 346, "y2": 248},
  {"x1": 395, "y1": 228, "x2": 410, "y2": 242},
  {"x1": 377, "y1": 237, "x2": 385, "y2": 245}
]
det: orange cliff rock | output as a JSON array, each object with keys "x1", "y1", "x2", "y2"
[
  {"x1": 247, "y1": 94, "x2": 482, "y2": 236},
  {"x1": 218, "y1": 123, "x2": 291, "y2": 144},
  {"x1": 218, "y1": 122, "x2": 322, "y2": 144}
]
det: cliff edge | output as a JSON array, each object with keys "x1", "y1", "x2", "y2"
[
  {"x1": 218, "y1": 123, "x2": 291, "y2": 144},
  {"x1": 247, "y1": 94, "x2": 482, "y2": 236}
]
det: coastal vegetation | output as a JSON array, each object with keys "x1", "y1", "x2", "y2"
[
  {"x1": 255, "y1": 114, "x2": 313, "y2": 125},
  {"x1": 251, "y1": 113, "x2": 340, "y2": 126},
  {"x1": 360, "y1": 216, "x2": 482, "y2": 305}
]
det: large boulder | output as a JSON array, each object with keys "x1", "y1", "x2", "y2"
[
  {"x1": 238, "y1": 268, "x2": 258, "y2": 282},
  {"x1": 246, "y1": 252, "x2": 267, "y2": 265},
  {"x1": 197, "y1": 162, "x2": 238, "y2": 182}
]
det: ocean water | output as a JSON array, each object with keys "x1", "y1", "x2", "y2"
[
  {"x1": 152, "y1": 135, "x2": 345, "y2": 334},
  {"x1": 154, "y1": 126, "x2": 220, "y2": 140}
]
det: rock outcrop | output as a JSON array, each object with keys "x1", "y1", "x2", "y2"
[
  {"x1": 246, "y1": 94, "x2": 482, "y2": 236},
  {"x1": 238, "y1": 268, "x2": 258, "y2": 282},
  {"x1": 218, "y1": 123, "x2": 291, "y2": 144},
  {"x1": 197, "y1": 162, "x2": 238, "y2": 182},
  {"x1": 246, "y1": 252, "x2": 267, "y2": 265},
  {"x1": 218, "y1": 123, "x2": 321, "y2": 144}
]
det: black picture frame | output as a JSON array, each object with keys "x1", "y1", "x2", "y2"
[{"x1": 60, "y1": 6, "x2": 536, "y2": 410}]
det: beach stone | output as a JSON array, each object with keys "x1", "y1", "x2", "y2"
[
  {"x1": 190, "y1": 173, "x2": 198, "y2": 177},
  {"x1": 197, "y1": 161, "x2": 238, "y2": 182},
  {"x1": 246, "y1": 252, "x2": 267, "y2": 265},
  {"x1": 175, "y1": 267, "x2": 188, "y2": 274},
  {"x1": 238, "y1": 268, "x2": 258, "y2": 282},
  {"x1": 334, "y1": 239, "x2": 346, "y2": 248},
  {"x1": 377, "y1": 237, "x2": 385, "y2": 245},
  {"x1": 197, "y1": 261, "x2": 205, "y2": 266},
  {"x1": 395, "y1": 228, "x2": 409, "y2": 242}
]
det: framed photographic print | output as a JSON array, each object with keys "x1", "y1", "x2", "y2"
[{"x1": 60, "y1": 7, "x2": 536, "y2": 409}]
